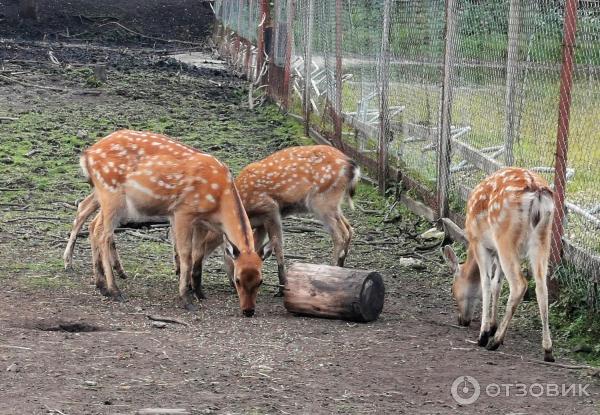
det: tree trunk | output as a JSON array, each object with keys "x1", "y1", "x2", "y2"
[
  {"x1": 19, "y1": 0, "x2": 38, "y2": 20},
  {"x1": 283, "y1": 263, "x2": 385, "y2": 322}
]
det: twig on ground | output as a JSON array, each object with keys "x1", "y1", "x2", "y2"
[
  {"x1": 0, "y1": 344, "x2": 32, "y2": 350},
  {"x1": 4, "y1": 216, "x2": 60, "y2": 223},
  {"x1": 94, "y1": 21, "x2": 204, "y2": 46},
  {"x1": 147, "y1": 315, "x2": 189, "y2": 327},
  {"x1": 0, "y1": 116, "x2": 19, "y2": 121},
  {"x1": 0, "y1": 73, "x2": 67, "y2": 91},
  {"x1": 125, "y1": 230, "x2": 166, "y2": 243}
]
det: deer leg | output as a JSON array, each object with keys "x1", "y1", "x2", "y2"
[
  {"x1": 530, "y1": 234, "x2": 554, "y2": 362},
  {"x1": 320, "y1": 213, "x2": 347, "y2": 268},
  {"x1": 109, "y1": 236, "x2": 128, "y2": 279},
  {"x1": 336, "y1": 213, "x2": 352, "y2": 267},
  {"x1": 173, "y1": 213, "x2": 196, "y2": 311},
  {"x1": 486, "y1": 244, "x2": 527, "y2": 351},
  {"x1": 190, "y1": 226, "x2": 208, "y2": 300},
  {"x1": 169, "y1": 219, "x2": 181, "y2": 278},
  {"x1": 89, "y1": 213, "x2": 106, "y2": 291},
  {"x1": 264, "y1": 215, "x2": 285, "y2": 296},
  {"x1": 339, "y1": 214, "x2": 354, "y2": 266},
  {"x1": 64, "y1": 192, "x2": 98, "y2": 270},
  {"x1": 489, "y1": 258, "x2": 504, "y2": 338},
  {"x1": 97, "y1": 208, "x2": 125, "y2": 302},
  {"x1": 473, "y1": 246, "x2": 495, "y2": 347}
]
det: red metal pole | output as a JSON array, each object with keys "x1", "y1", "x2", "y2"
[{"x1": 550, "y1": 0, "x2": 579, "y2": 270}]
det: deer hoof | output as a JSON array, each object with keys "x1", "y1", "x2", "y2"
[
  {"x1": 110, "y1": 291, "x2": 126, "y2": 302},
  {"x1": 194, "y1": 289, "x2": 206, "y2": 301},
  {"x1": 486, "y1": 338, "x2": 502, "y2": 351},
  {"x1": 116, "y1": 269, "x2": 128, "y2": 280},
  {"x1": 544, "y1": 349, "x2": 555, "y2": 362},
  {"x1": 183, "y1": 302, "x2": 199, "y2": 312},
  {"x1": 478, "y1": 332, "x2": 491, "y2": 347}
]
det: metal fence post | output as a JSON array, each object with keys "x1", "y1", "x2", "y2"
[
  {"x1": 436, "y1": 0, "x2": 457, "y2": 218},
  {"x1": 550, "y1": 0, "x2": 579, "y2": 274},
  {"x1": 257, "y1": 0, "x2": 270, "y2": 86},
  {"x1": 334, "y1": 0, "x2": 343, "y2": 147},
  {"x1": 303, "y1": 0, "x2": 314, "y2": 136},
  {"x1": 282, "y1": 0, "x2": 296, "y2": 110},
  {"x1": 504, "y1": 0, "x2": 521, "y2": 166},
  {"x1": 378, "y1": 0, "x2": 391, "y2": 194}
]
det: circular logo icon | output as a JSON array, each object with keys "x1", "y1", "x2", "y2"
[{"x1": 451, "y1": 375, "x2": 480, "y2": 405}]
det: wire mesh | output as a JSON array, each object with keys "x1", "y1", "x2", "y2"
[{"x1": 213, "y1": 0, "x2": 600, "y2": 307}]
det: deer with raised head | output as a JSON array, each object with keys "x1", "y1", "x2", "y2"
[
  {"x1": 442, "y1": 167, "x2": 555, "y2": 362},
  {"x1": 65, "y1": 145, "x2": 359, "y2": 297},
  {"x1": 76, "y1": 129, "x2": 268, "y2": 315}
]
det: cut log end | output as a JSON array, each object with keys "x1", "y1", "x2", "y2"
[{"x1": 283, "y1": 263, "x2": 385, "y2": 323}]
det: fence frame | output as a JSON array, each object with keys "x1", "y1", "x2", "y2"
[{"x1": 211, "y1": 0, "x2": 600, "y2": 296}]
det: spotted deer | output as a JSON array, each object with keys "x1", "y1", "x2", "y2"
[
  {"x1": 442, "y1": 167, "x2": 555, "y2": 362},
  {"x1": 65, "y1": 145, "x2": 360, "y2": 296},
  {"x1": 75, "y1": 129, "x2": 268, "y2": 315},
  {"x1": 195, "y1": 145, "x2": 360, "y2": 294}
]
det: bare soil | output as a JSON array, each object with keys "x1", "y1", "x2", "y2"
[{"x1": 0, "y1": 2, "x2": 599, "y2": 414}]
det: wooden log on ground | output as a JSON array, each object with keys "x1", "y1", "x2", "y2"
[{"x1": 283, "y1": 263, "x2": 385, "y2": 322}]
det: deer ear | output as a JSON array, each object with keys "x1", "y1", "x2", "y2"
[
  {"x1": 441, "y1": 245, "x2": 459, "y2": 275},
  {"x1": 224, "y1": 236, "x2": 241, "y2": 260},
  {"x1": 257, "y1": 240, "x2": 273, "y2": 261}
]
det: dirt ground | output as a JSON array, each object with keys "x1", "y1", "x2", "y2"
[{"x1": 0, "y1": 2, "x2": 599, "y2": 414}]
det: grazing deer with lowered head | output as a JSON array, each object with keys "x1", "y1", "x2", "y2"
[
  {"x1": 77, "y1": 129, "x2": 268, "y2": 315},
  {"x1": 193, "y1": 145, "x2": 360, "y2": 295},
  {"x1": 442, "y1": 167, "x2": 555, "y2": 362},
  {"x1": 65, "y1": 145, "x2": 359, "y2": 297}
]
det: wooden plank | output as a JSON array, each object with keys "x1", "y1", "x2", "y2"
[
  {"x1": 399, "y1": 193, "x2": 436, "y2": 222},
  {"x1": 451, "y1": 139, "x2": 503, "y2": 175},
  {"x1": 441, "y1": 217, "x2": 467, "y2": 246}
]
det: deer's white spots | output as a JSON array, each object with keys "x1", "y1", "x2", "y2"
[
  {"x1": 206, "y1": 194, "x2": 216, "y2": 203},
  {"x1": 152, "y1": 142, "x2": 161, "y2": 146},
  {"x1": 479, "y1": 193, "x2": 487, "y2": 200},
  {"x1": 211, "y1": 183, "x2": 220, "y2": 190},
  {"x1": 102, "y1": 166, "x2": 110, "y2": 174},
  {"x1": 505, "y1": 186, "x2": 521, "y2": 192}
]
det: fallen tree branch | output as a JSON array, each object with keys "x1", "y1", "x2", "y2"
[
  {"x1": 94, "y1": 21, "x2": 205, "y2": 46},
  {"x1": 146, "y1": 315, "x2": 189, "y2": 327}
]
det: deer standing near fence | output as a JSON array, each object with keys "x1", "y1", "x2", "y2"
[
  {"x1": 442, "y1": 167, "x2": 555, "y2": 362},
  {"x1": 65, "y1": 145, "x2": 359, "y2": 296},
  {"x1": 75, "y1": 130, "x2": 267, "y2": 315}
]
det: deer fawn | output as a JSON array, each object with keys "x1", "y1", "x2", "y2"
[
  {"x1": 65, "y1": 145, "x2": 359, "y2": 297},
  {"x1": 442, "y1": 167, "x2": 555, "y2": 362},
  {"x1": 75, "y1": 129, "x2": 268, "y2": 316},
  {"x1": 195, "y1": 145, "x2": 360, "y2": 294}
]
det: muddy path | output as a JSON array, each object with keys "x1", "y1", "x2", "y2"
[{"x1": 1, "y1": 4, "x2": 599, "y2": 414}]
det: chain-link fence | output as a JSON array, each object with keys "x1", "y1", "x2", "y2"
[{"x1": 212, "y1": 0, "x2": 600, "y2": 308}]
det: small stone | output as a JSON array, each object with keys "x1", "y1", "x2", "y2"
[
  {"x1": 84, "y1": 380, "x2": 97, "y2": 387},
  {"x1": 398, "y1": 257, "x2": 425, "y2": 270},
  {"x1": 77, "y1": 129, "x2": 88, "y2": 139},
  {"x1": 6, "y1": 363, "x2": 19, "y2": 372},
  {"x1": 152, "y1": 321, "x2": 167, "y2": 329},
  {"x1": 420, "y1": 227, "x2": 445, "y2": 241}
]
